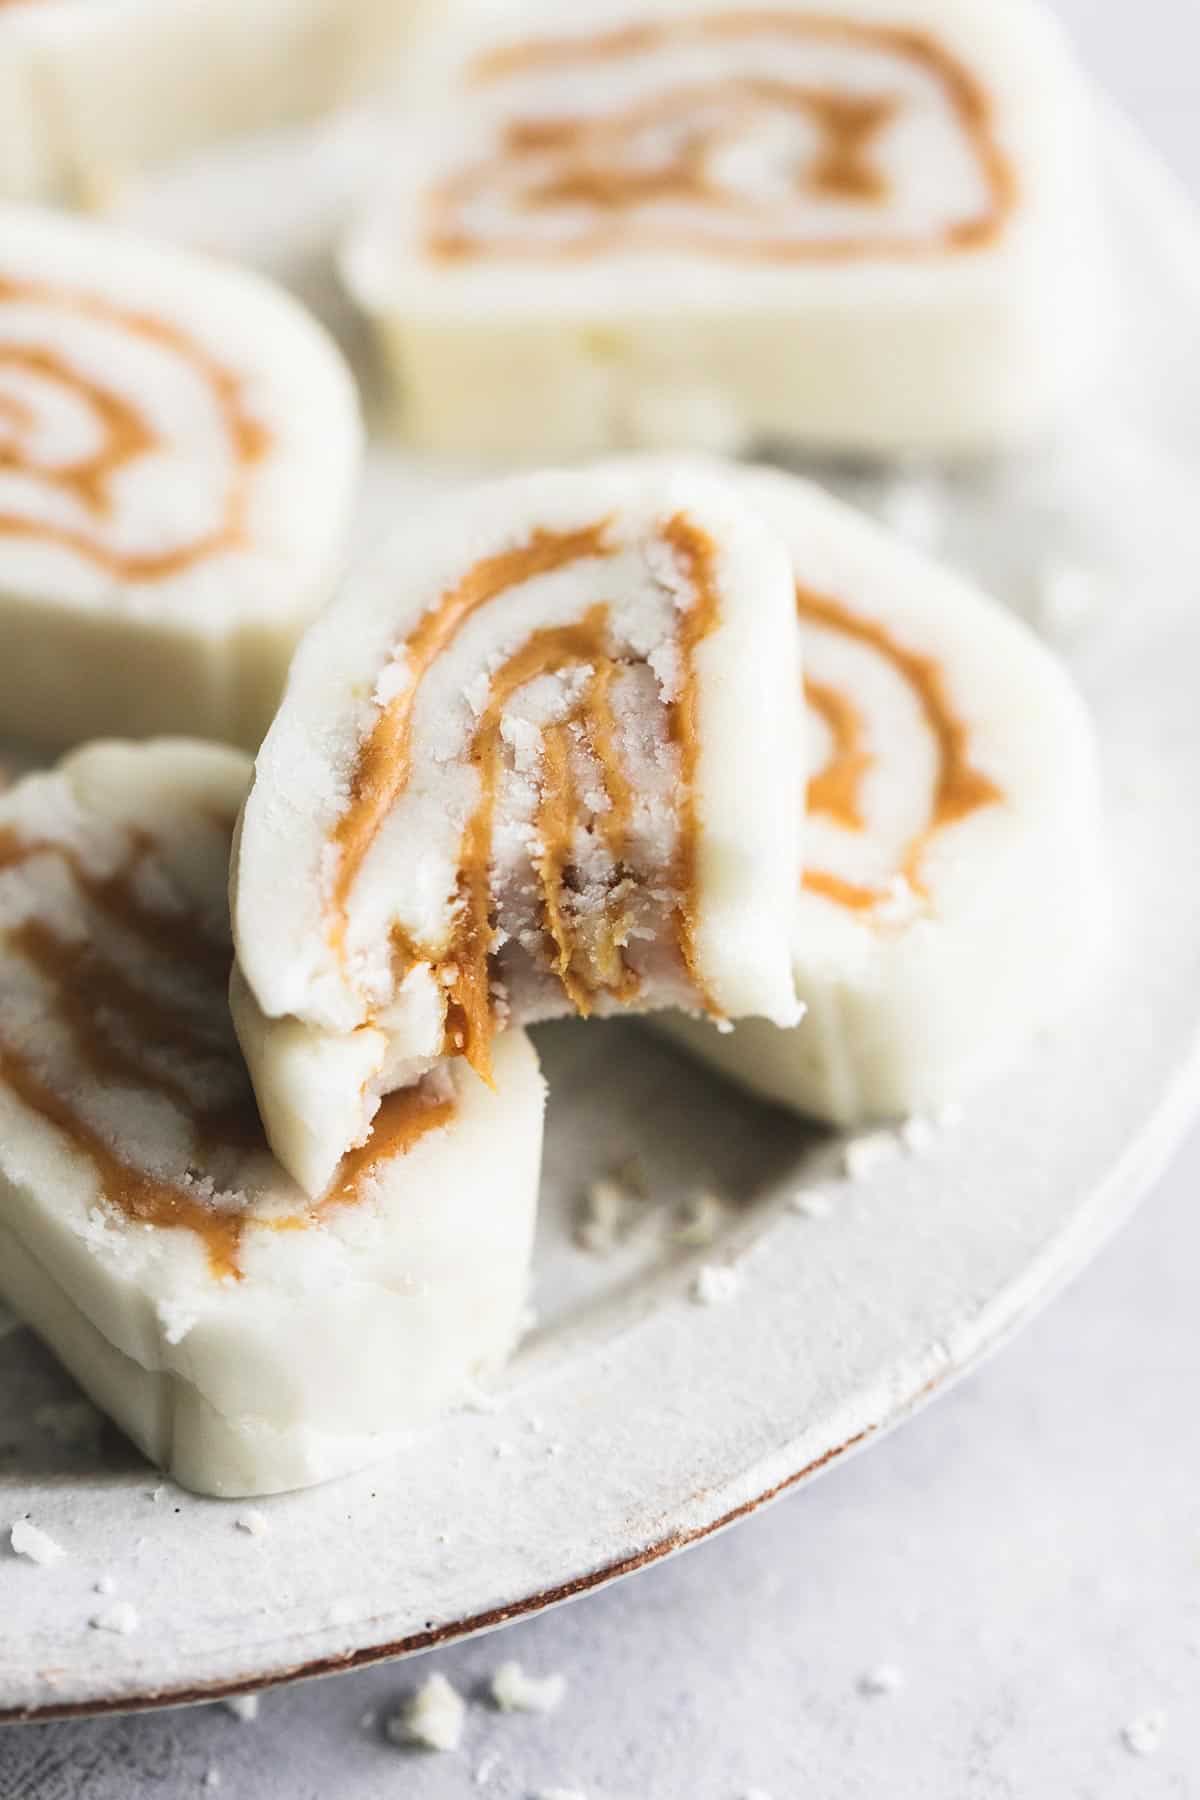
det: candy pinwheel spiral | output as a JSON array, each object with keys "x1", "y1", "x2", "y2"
[
  {"x1": 0, "y1": 206, "x2": 362, "y2": 748},
  {"x1": 0, "y1": 740, "x2": 543, "y2": 1497},
  {"x1": 232, "y1": 464, "x2": 802, "y2": 1197}
]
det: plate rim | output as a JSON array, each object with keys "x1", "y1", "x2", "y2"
[{"x1": 4, "y1": 94, "x2": 1200, "y2": 1725}]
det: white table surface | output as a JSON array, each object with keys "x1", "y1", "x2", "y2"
[{"x1": 3, "y1": 4, "x2": 1200, "y2": 1795}]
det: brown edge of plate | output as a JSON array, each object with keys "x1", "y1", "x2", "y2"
[{"x1": 0, "y1": 1413, "x2": 888, "y2": 1726}]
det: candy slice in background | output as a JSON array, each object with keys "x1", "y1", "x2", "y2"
[
  {"x1": 663, "y1": 463, "x2": 1107, "y2": 1125},
  {"x1": 0, "y1": 0, "x2": 423, "y2": 204},
  {"x1": 0, "y1": 206, "x2": 362, "y2": 750},
  {"x1": 0, "y1": 10, "x2": 51, "y2": 203},
  {"x1": 342, "y1": 0, "x2": 1111, "y2": 460},
  {"x1": 231, "y1": 464, "x2": 803, "y2": 1197},
  {"x1": 0, "y1": 740, "x2": 545, "y2": 1497}
]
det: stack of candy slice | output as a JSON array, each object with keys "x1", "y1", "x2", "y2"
[
  {"x1": 0, "y1": 450, "x2": 1109, "y2": 1495},
  {"x1": 0, "y1": 740, "x2": 544, "y2": 1497}
]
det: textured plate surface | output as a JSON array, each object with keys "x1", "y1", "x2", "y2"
[{"x1": 3, "y1": 103, "x2": 1200, "y2": 1721}]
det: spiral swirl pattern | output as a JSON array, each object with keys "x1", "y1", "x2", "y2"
[
  {"x1": 328, "y1": 511, "x2": 723, "y2": 1081},
  {"x1": 0, "y1": 811, "x2": 450, "y2": 1278},
  {"x1": 798, "y1": 584, "x2": 1002, "y2": 916},
  {"x1": 0, "y1": 275, "x2": 269, "y2": 583},
  {"x1": 428, "y1": 11, "x2": 1015, "y2": 264}
]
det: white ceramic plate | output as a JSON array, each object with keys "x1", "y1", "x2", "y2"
[{"x1": 3, "y1": 102, "x2": 1200, "y2": 1723}]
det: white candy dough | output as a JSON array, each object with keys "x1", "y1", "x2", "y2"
[
  {"x1": 233, "y1": 464, "x2": 802, "y2": 1196},
  {"x1": 0, "y1": 0, "x2": 423, "y2": 202},
  {"x1": 0, "y1": 741, "x2": 545, "y2": 1497},
  {"x1": 0, "y1": 206, "x2": 362, "y2": 749},
  {"x1": 0, "y1": 12, "x2": 51, "y2": 204},
  {"x1": 343, "y1": 0, "x2": 1110, "y2": 459},
  {"x1": 664, "y1": 464, "x2": 1107, "y2": 1124}
]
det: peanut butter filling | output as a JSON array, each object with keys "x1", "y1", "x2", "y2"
[
  {"x1": 0, "y1": 276, "x2": 269, "y2": 580},
  {"x1": 663, "y1": 515, "x2": 721, "y2": 1001},
  {"x1": 492, "y1": 86, "x2": 899, "y2": 217},
  {"x1": 0, "y1": 824, "x2": 452, "y2": 1279},
  {"x1": 535, "y1": 656, "x2": 640, "y2": 1017},
  {"x1": 428, "y1": 12, "x2": 1015, "y2": 265},
  {"x1": 427, "y1": 604, "x2": 641, "y2": 1077},
  {"x1": 797, "y1": 586, "x2": 1002, "y2": 914},
  {"x1": 804, "y1": 676, "x2": 869, "y2": 831},
  {"x1": 330, "y1": 512, "x2": 723, "y2": 1081}
]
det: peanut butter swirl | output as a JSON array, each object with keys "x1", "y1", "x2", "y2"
[
  {"x1": 433, "y1": 603, "x2": 638, "y2": 1071},
  {"x1": 804, "y1": 676, "x2": 870, "y2": 831},
  {"x1": 0, "y1": 823, "x2": 452, "y2": 1279},
  {"x1": 536, "y1": 653, "x2": 639, "y2": 1014},
  {"x1": 797, "y1": 586, "x2": 1002, "y2": 914},
  {"x1": 0, "y1": 276, "x2": 269, "y2": 580},
  {"x1": 329, "y1": 512, "x2": 723, "y2": 1082},
  {"x1": 428, "y1": 11, "x2": 1015, "y2": 265}
]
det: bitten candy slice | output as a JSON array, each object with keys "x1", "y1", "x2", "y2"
[
  {"x1": 343, "y1": 0, "x2": 1108, "y2": 459},
  {"x1": 664, "y1": 464, "x2": 1106, "y2": 1123},
  {"x1": 232, "y1": 465, "x2": 802, "y2": 1197},
  {"x1": 0, "y1": 205, "x2": 363, "y2": 749},
  {"x1": 0, "y1": 741, "x2": 544, "y2": 1497}
]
